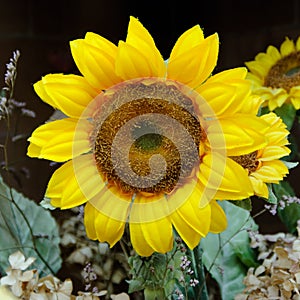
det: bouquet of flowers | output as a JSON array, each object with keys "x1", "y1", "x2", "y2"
[{"x1": 0, "y1": 16, "x2": 299, "y2": 300}]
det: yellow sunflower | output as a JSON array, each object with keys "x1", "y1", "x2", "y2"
[
  {"x1": 231, "y1": 112, "x2": 290, "y2": 199},
  {"x1": 246, "y1": 36, "x2": 300, "y2": 110},
  {"x1": 27, "y1": 16, "x2": 268, "y2": 256}
]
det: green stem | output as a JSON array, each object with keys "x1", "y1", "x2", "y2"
[{"x1": 190, "y1": 245, "x2": 209, "y2": 300}]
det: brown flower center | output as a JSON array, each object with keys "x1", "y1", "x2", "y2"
[
  {"x1": 92, "y1": 80, "x2": 202, "y2": 195},
  {"x1": 264, "y1": 51, "x2": 300, "y2": 92},
  {"x1": 230, "y1": 151, "x2": 259, "y2": 174}
]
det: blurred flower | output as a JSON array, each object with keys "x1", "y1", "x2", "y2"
[
  {"x1": 231, "y1": 112, "x2": 290, "y2": 198},
  {"x1": 0, "y1": 286, "x2": 18, "y2": 300},
  {"x1": 0, "y1": 251, "x2": 108, "y2": 299},
  {"x1": 0, "y1": 251, "x2": 36, "y2": 297},
  {"x1": 4, "y1": 50, "x2": 20, "y2": 91},
  {"x1": 246, "y1": 36, "x2": 300, "y2": 110},
  {"x1": 28, "y1": 16, "x2": 268, "y2": 256},
  {"x1": 236, "y1": 226, "x2": 300, "y2": 299}
]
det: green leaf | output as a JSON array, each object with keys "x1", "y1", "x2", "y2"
[
  {"x1": 127, "y1": 279, "x2": 145, "y2": 293},
  {"x1": 128, "y1": 244, "x2": 185, "y2": 299},
  {"x1": 282, "y1": 160, "x2": 299, "y2": 170},
  {"x1": 0, "y1": 176, "x2": 61, "y2": 275},
  {"x1": 266, "y1": 184, "x2": 278, "y2": 204},
  {"x1": 229, "y1": 198, "x2": 252, "y2": 210},
  {"x1": 188, "y1": 245, "x2": 209, "y2": 300},
  {"x1": 273, "y1": 180, "x2": 295, "y2": 199},
  {"x1": 274, "y1": 103, "x2": 296, "y2": 130},
  {"x1": 201, "y1": 201, "x2": 258, "y2": 300},
  {"x1": 144, "y1": 288, "x2": 165, "y2": 300},
  {"x1": 278, "y1": 203, "x2": 300, "y2": 233},
  {"x1": 274, "y1": 181, "x2": 300, "y2": 233}
]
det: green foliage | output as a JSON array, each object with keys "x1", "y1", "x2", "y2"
[
  {"x1": 0, "y1": 175, "x2": 61, "y2": 275},
  {"x1": 201, "y1": 201, "x2": 258, "y2": 300},
  {"x1": 266, "y1": 184, "x2": 278, "y2": 204},
  {"x1": 230, "y1": 198, "x2": 252, "y2": 210},
  {"x1": 274, "y1": 180, "x2": 300, "y2": 234},
  {"x1": 127, "y1": 243, "x2": 184, "y2": 300},
  {"x1": 274, "y1": 103, "x2": 297, "y2": 130}
]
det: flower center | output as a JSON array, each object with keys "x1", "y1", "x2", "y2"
[
  {"x1": 91, "y1": 79, "x2": 202, "y2": 196},
  {"x1": 264, "y1": 51, "x2": 300, "y2": 92},
  {"x1": 132, "y1": 120, "x2": 163, "y2": 151},
  {"x1": 230, "y1": 151, "x2": 259, "y2": 174}
]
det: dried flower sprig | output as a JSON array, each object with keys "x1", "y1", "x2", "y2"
[
  {"x1": 0, "y1": 50, "x2": 35, "y2": 121},
  {"x1": 236, "y1": 221, "x2": 300, "y2": 299},
  {"x1": 265, "y1": 195, "x2": 300, "y2": 215},
  {"x1": 4, "y1": 50, "x2": 20, "y2": 97},
  {"x1": 0, "y1": 251, "x2": 128, "y2": 300}
]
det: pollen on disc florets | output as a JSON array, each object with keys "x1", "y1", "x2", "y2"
[
  {"x1": 231, "y1": 151, "x2": 260, "y2": 174},
  {"x1": 90, "y1": 79, "x2": 203, "y2": 196},
  {"x1": 264, "y1": 51, "x2": 300, "y2": 92}
]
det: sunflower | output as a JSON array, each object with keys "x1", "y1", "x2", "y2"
[
  {"x1": 27, "y1": 16, "x2": 268, "y2": 256},
  {"x1": 246, "y1": 36, "x2": 300, "y2": 111},
  {"x1": 231, "y1": 112, "x2": 290, "y2": 199}
]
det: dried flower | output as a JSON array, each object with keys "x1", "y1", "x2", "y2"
[
  {"x1": 4, "y1": 50, "x2": 20, "y2": 90},
  {"x1": 236, "y1": 224, "x2": 300, "y2": 299}
]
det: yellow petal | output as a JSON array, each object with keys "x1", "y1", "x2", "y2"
[
  {"x1": 202, "y1": 68, "x2": 261, "y2": 115},
  {"x1": 87, "y1": 186, "x2": 131, "y2": 246},
  {"x1": 246, "y1": 72, "x2": 264, "y2": 86},
  {"x1": 255, "y1": 52, "x2": 275, "y2": 67},
  {"x1": 209, "y1": 201, "x2": 227, "y2": 233},
  {"x1": 253, "y1": 160, "x2": 288, "y2": 182},
  {"x1": 289, "y1": 86, "x2": 300, "y2": 109},
  {"x1": 46, "y1": 154, "x2": 102, "y2": 209},
  {"x1": 46, "y1": 161, "x2": 72, "y2": 199},
  {"x1": 50, "y1": 198, "x2": 61, "y2": 207},
  {"x1": 205, "y1": 115, "x2": 268, "y2": 156},
  {"x1": 70, "y1": 39, "x2": 121, "y2": 90},
  {"x1": 129, "y1": 223, "x2": 155, "y2": 256},
  {"x1": 171, "y1": 195, "x2": 211, "y2": 240},
  {"x1": 84, "y1": 32, "x2": 118, "y2": 55},
  {"x1": 27, "y1": 118, "x2": 92, "y2": 162},
  {"x1": 280, "y1": 37, "x2": 295, "y2": 56},
  {"x1": 296, "y1": 36, "x2": 300, "y2": 51},
  {"x1": 249, "y1": 176, "x2": 269, "y2": 198},
  {"x1": 33, "y1": 78, "x2": 56, "y2": 108},
  {"x1": 260, "y1": 145, "x2": 291, "y2": 161},
  {"x1": 169, "y1": 25, "x2": 204, "y2": 58},
  {"x1": 34, "y1": 74, "x2": 98, "y2": 118},
  {"x1": 94, "y1": 207, "x2": 127, "y2": 247},
  {"x1": 170, "y1": 178, "x2": 212, "y2": 230},
  {"x1": 62, "y1": 154, "x2": 105, "y2": 209},
  {"x1": 89, "y1": 185, "x2": 132, "y2": 223},
  {"x1": 198, "y1": 154, "x2": 254, "y2": 200},
  {"x1": 245, "y1": 60, "x2": 268, "y2": 78},
  {"x1": 27, "y1": 143, "x2": 42, "y2": 158},
  {"x1": 204, "y1": 67, "x2": 247, "y2": 84},
  {"x1": 115, "y1": 41, "x2": 162, "y2": 79},
  {"x1": 170, "y1": 210, "x2": 203, "y2": 249},
  {"x1": 267, "y1": 92, "x2": 288, "y2": 111},
  {"x1": 46, "y1": 160, "x2": 89, "y2": 209},
  {"x1": 121, "y1": 16, "x2": 165, "y2": 78},
  {"x1": 168, "y1": 33, "x2": 219, "y2": 87},
  {"x1": 84, "y1": 202, "x2": 98, "y2": 240},
  {"x1": 197, "y1": 82, "x2": 242, "y2": 117},
  {"x1": 266, "y1": 45, "x2": 281, "y2": 62},
  {"x1": 129, "y1": 195, "x2": 173, "y2": 254}
]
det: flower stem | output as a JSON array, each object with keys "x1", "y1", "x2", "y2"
[{"x1": 190, "y1": 245, "x2": 209, "y2": 300}]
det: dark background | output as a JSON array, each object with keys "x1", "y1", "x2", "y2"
[{"x1": 1, "y1": 0, "x2": 300, "y2": 233}]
